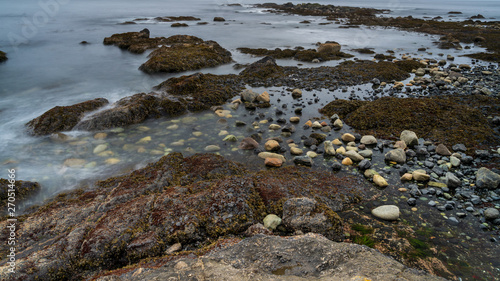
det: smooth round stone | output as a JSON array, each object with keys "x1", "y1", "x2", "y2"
[
  {"x1": 342, "y1": 157, "x2": 353, "y2": 166},
  {"x1": 341, "y1": 133, "x2": 355, "y2": 142},
  {"x1": 137, "y1": 126, "x2": 150, "y2": 132},
  {"x1": 136, "y1": 136, "x2": 152, "y2": 144},
  {"x1": 97, "y1": 151, "x2": 114, "y2": 157},
  {"x1": 269, "y1": 124, "x2": 281, "y2": 130},
  {"x1": 192, "y1": 131, "x2": 203, "y2": 137},
  {"x1": 223, "y1": 135, "x2": 238, "y2": 142},
  {"x1": 84, "y1": 161, "x2": 97, "y2": 169},
  {"x1": 371, "y1": 205, "x2": 400, "y2": 221},
  {"x1": 373, "y1": 175, "x2": 389, "y2": 187},
  {"x1": 204, "y1": 145, "x2": 221, "y2": 152},
  {"x1": 171, "y1": 141, "x2": 185, "y2": 146},
  {"x1": 358, "y1": 149, "x2": 373, "y2": 158},
  {"x1": 290, "y1": 117, "x2": 300, "y2": 123},
  {"x1": 306, "y1": 151, "x2": 318, "y2": 158},
  {"x1": 94, "y1": 132, "x2": 107, "y2": 140},
  {"x1": 332, "y1": 139, "x2": 342, "y2": 146},
  {"x1": 218, "y1": 130, "x2": 229, "y2": 136},
  {"x1": 265, "y1": 158, "x2": 283, "y2": 167},
  {"x1": 110, "y1": 127, "x2": 124, "y2": 133},
  {"x1": 105, "y1": 158, "x2": 120, "y2": 165},
  {"x1": 93, "y1": 144, "x2": 108, "y2": 154},
  {"x1": 290, "y1": 147, "x2": 303, "y2": 155},
  {"x1": 150, "y1": 150, "x2": 164, "y2": 155},
  {"x1": 360, "y1": 135, "x2": 377, "y2": 145},
  {"x1": 64, "y1": 159, "x2": 87, "y2": 168}
]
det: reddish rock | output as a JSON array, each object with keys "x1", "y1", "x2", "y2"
[
  {"x1": 265, "y1": 157, "x2": 283, "y2": 167},
  {"x1": 239, "y1": 137, "x2": 260, "y2": 150}
]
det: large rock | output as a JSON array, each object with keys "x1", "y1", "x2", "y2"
[
  {"x1": 400, "y1": 130, "x2": 418, "y2": 146},
  {"x1": 282, "y1": 198, "x2": 342, "y2": 241},
  {"x1": 74, "y1": 93, "x2": 185, "y2": 131},
  {"x1": 239, "y1": 137, "x2": 259, "y2": 150},
  {"x1": 344, "y1": 150, "x2": 364, "y2": 162},
  {"x1": 476, "y1": 167, "x2": 500, "y2": 189},
  {"x1": 0, "y1": 179, "x2": 40, "y2": 214},
  {"x1": 371, "y1": 205, "x2": 400, "y2": 221},
  {"x1": 0, "y1": 153, "x2": 368, "y2": 280},
  {"x1": 385, "y1": 148, "x2": 406, "y2": 164},
  {"x1": 360, "y1": 135, "x2": 377, "y2": 145},
  {"x1": 323, "y1": 141, "x2": 336, "y2": 155},
  {"x1": 26, "y1": 98, "x2": 109, "y2": 135},
  {"x1": 139, "y1": 40, "x2": 232, "y2": 73},
  {"x1": 317, "y1": 42, "x2": 341, "y2": 54}
]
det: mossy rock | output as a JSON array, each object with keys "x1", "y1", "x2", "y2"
[
  {"x1": 103, "y1": 32, "x2": 204, "y2": 54},
  {"x1": 0, "y1": 51, "x2": 7, "y2": 62},
  {"x1": 155, "y1": 72, "x2": 244, "y2": 111},
  {"x1": 238, "y1": 47, "x2": 353, "y2": 62},
  {"x1": 0, "y1": 179, "x2": 40, "y2": 214},
  {"x1": 239, "y1": 56, "x2": 285, "y2": 81},
  {"x1": 26, "y1": 98, "x2": 109, "y2": 135},
  {"x1": 139, "y1": 41, "x2": 232, "y2": 73},
  {"x1": 321, "y1": 95, "x2": 498, "y2": 149},
  {"x1": 75, "y1": 93, "x2": 186, "y2": 131}
]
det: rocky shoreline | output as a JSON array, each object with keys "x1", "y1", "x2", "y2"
[{"x1": 3, "y1": 2, "x2": 500, "y2": 281}]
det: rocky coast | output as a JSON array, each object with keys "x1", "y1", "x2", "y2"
[{"x1": 2, "y1": 2, "x2": 500, "y2": 281}]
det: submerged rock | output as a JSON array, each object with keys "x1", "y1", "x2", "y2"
[
  {"x1": 26, "y1": 98, "x2": 109, "y2": 135},
  {"x1": 139, "y1": 40, "x2": 232, "y2": 73},
  {"x1": 0, "y1": 50, "x2": 7, "y2": 62},
  {"x1": 0, "y1": 153, "x2": 368, "y2": 279}
]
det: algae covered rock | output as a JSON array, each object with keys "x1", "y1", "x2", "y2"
[
  {"x1": 75, "y1": 93, "x2": 185, "y2": 131},
  {"x1": 0, "y1": 179, "x2": 40, "y2": 213},
  {"x1": 139, "y1": 40, "x2": 232, "y2": 73},
  {"x1": 26, "y1": 98, "x2": 109, "y2": 135},
  {"x1": 0, "y1": 50, "x2": 7, "y2": 62},
  {"x1": 239, "y1": 56, "x2": 285, "y2": 81}
]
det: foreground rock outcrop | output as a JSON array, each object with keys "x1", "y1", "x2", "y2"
[
  {"x1": 94, "y1": 234, "x2": 446, "y2": 281},
  {"x1": 0, "y1": 153, "x2": 368, "y2": 280},
  {"x1": 25, "y1": 98, "x2": 109, "y2": 136}
]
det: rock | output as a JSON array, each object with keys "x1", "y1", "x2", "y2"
[
  {"x1": 306, "y1": 151, "x2": 318, "y2": 158},
  {"x1": 358, "y1": 159, "x2": 372, "y2": 170},
  {"x1": 204, "y1": 145, "x2": 221, "y2": 152},
  {"x1": 256, "y1": 91, "x2": 270, "y2": 103},
  {"x1": 26, "y1": 98, "x2": 109, "y2": 136},
  {"x1": 317, "y1": 42, "x2": 341, "y2": 54},
  {"x1": 484, "y1": 208, "x2": 500, "y2": 220},
  {"x1": 136, "y1": 136, "x2": 152, "y2": 144},
  {"x1": 371, "y1": 205, "x2": 400, "y2": 221},
  {"x1": 243, "y1": 223, "x2": 272, "y2": 236},
  {"x1": 311, "y1": 121, "x2": 322, "y2": 129},
  {"x1": 241, "y1": 89, "x2": 259, "y2": 102},
  {"x1": 290, "y1": 147, "x2": 303, "y2": 155},
  {"x1": 93, "y1": 144, "x2": 108, "y2": 154},
  {"x1": 259, "y1": 152, "x2": 286, "y2": 162},
  {"x1": 63, "y1": 158, "x2": 87, "y2": 167},
  {"x1": 401, "y1": 173, "x2": 413, "y2": 181},
  {"x1": 435, "y1": 144, "x2": 452, "y2": 156},
  {"x1": 373, "y1": 175, "x2": 389, "y2": 187},
  {"x1": 358, "y1": 149, "x2": 373, "y2": 158},
  {"x1": 341, "y1": 157, "x2": 353, "y2": 166},
  {"x1": 239, "y1": 137, "x2": 259, "y2": 150},
  {"x1": 139, "y1": 40, "x2": 232, "y2": 73},
  {"x1": 476, "y1": 167, "x2": 500, "y2": 190},
  {"x1": 290, "y1": 116, "x2": 300, "y2": 123},
  {"x1": 309, "y1": 133, "x2": 326, "y2": 143},
  {"x1": 171, "y1": 23, "x2": 188, "y2": 27},
  {"x1": 446, "y1": 172, "x2": 461, "y2": 188},
  {"x1": 294, "y1": 156, "x2": 313, "y2": 166},
  {"x1": 213, "y1": 17, "x2": 226, "y2": 22},
  {"x1": 264, "y1": 140, "x2": 280, "y2": 151},
  {"x1": 0, "y1": 179, "x2": 40, "y2": 211},
  {"x1": 360, "y1": 135, "x2": 377, "y2": 145},
  {"x1": 364, "y1": 169, "x2": 379, "y2": 179},
  {"x1": 223, "y1": 135, "x2": 238, "y2": 142},
  {"x1": 400, "y1": 130, "x2": 418, "y2": 146},
  {"x1": 333, "y1": 118, "x2": 343, "y2": 129},
  {"x1": 384, "y1": 148, "x2": 406, "y2": 164},
  {"x1": 94, "y1": 132, "x2": 108, "y2": 140},
  {"x1": 394, "y1": 140, "x2": 407, "y2": 150},
  {"x1": 105, "y1": 158, "x2": 120, "y2": 165},
  {"x1": 264, "y1": 158, "x2": 283, "y2": 167},
  {"x1": 0, "y1": 50, "x2": 7, "y2": 62},
  {"x1": 263, "y1": 214, "x2": 282, "y2": 230},
  {"x1": 323, "y1": 141, "x2": 336, "y2": 156},
  {"x1": 292, "y1": 88, "x2": 303, "y2": 99},
  {"x1": 341, "y1": 133, "x2": 355, "y2": 142},
  {"x1": 452, "y1": 143, "x2": 466, "y2": 152},
  {"x1": 239, "y1": 56, "x2": 284, "y2": 80},
  {"x1": 450, "y1": 156, "x2": 461, "y2": 167},
  {"x1": 413, "y1": 171, "x2": 430, "y2": 181},
  {"x1": 283, "y1": 197, "x2": 342, "y2": 241},
  {"x1": 165, "y1": 243, "x2": 182, "y2": 254},
  {"x1": 344, "y1": 150, "x2": 364, "y2": 162},
  {"x1": 415, "y1": 68, "x2": 426, "y2": 76},
  {"x1": 75, "y1": 93, "x2": 186, "y2": 131}
]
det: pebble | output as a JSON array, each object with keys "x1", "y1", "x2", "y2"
[
  {"x1": 341, "y1": 157, "x2": 353, "y2": 166},
  {"x1": 265, "y1": 158, "x2": 283, "y2": 167},
  {"x1": 341, "y1": 133, "x2": 356, "y2": 142},
  {"x1": 371, "y1": 205, "x2": 400, "y2": 221},
  {"x1": 136, "y1": 136, "x2": 152, "y2": 144},
  {"x1": 204, "y1": 145, "x2": 221, "y2": 152},
  {"x1": 94, "y1": 132, "x2": 107, "y2": 140},
  {"x1": 373, "y1": 174, "x2": 389, "y2": 187},
  {"x1": 93, "y1": 144, "x2": 108, "y2": 154},
  {"x1": 259, "y1": 152, "x2": 286, "y2": 162},
  {"x1": 105, "y1": 158, "x2": 120, "y2": 165},
  {"x1": 293, "y1": 156, "x2": 313, "y2": 166}
]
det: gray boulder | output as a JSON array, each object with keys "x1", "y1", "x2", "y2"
[
  {"x1": 385, "y1": 148, "x2": 406, "y2": 164},
  {"x1": 400, "y1": 130, "x2": 418, "y2": 146},
  {"x1": 476, "y1": 167, "x2": 500, "y2": 190},
  {"x1": 282, "y1": 197, "x2": 342, "y2": 241}
]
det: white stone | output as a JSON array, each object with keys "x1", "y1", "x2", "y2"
[{"x1": 371, "y1": 205, "x2": 400, "y2": 221}]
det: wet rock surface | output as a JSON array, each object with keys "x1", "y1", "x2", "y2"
[
  {"x1": 26, "y1": 98, "x2": 109, "y2": 135},
  {"x1": 0, "y1": 51, "x2": 6, "y2": 62},
  {"x1": 0, "y1": 179, "x2": 39, "y2": 214},
  {"x1": 0, "y1": 153, "x2": 368, "y2": 280}
]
